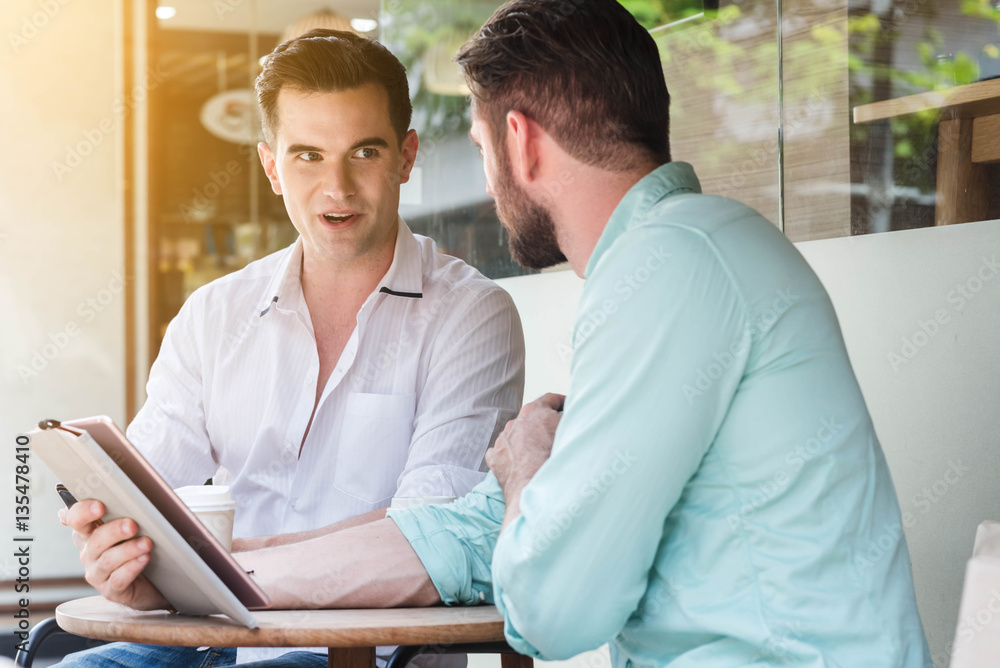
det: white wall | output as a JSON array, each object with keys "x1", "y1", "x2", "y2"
[
  {"x1": 495, "y1": 218, "x2": 1000, "y2": 667},
  {"x1": 494, "y1": 270, "x2": 584, "y2": 402},
  {"x1": 0, "y1": 0, "x2": 125, "y2": 581},
  {"x1": 797, "y1": 220, "x2": 1000, "y2": 666}
]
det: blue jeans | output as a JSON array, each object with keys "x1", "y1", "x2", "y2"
[{"x1": 54, "y1": 643, "x2": 328, "y2": 668}]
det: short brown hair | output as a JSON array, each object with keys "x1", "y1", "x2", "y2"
[
  {"x1": 456, "y1": 0, "x2": 670, "y2": 171},
  {"x1": 256, "y1": 29, "x2": 412, "y2": 145}
]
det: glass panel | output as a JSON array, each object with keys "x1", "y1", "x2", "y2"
[
  {"x1": 650, "y1": 0, "x2": 783, "y2": 228},
  {"x1": 848, "y1": 0, "x2": 1000, "y2": 234},
  {"x1": 778, "y1": 0, "x2": 852, "y2": 241},
  {"x1": 380, "y1": 0, "x2": 526, "y2": 280},
  {"x1": 147, "y1": 0, "x2": 792, "y2": 355},
  {"x1": 149, "y1": 0, "x2": 293, "y2": 353},
  {"x1": 148, "y1": 0, "x2": 528, "y2": 358}
]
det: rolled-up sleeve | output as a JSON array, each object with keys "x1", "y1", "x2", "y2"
[{"x1": 388, "y1": 474, "x2": 506, "y2": 606}]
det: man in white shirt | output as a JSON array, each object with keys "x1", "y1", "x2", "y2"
[{"x1": 58, "y1": 29, "x2": 524, "y2": 668}]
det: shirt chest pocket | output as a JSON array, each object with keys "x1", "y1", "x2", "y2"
[{"x1": 333, "y1": 392, "x2": 417, "y2": 504}]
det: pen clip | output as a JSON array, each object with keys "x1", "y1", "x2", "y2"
[{"x1": 38, "y1": 419, "x2": 82, "y2": 435}]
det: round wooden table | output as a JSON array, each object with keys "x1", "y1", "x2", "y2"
[{"x1": 56, "y1": 596, "x2": 532, "y2": 668}]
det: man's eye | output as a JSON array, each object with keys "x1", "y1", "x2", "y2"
[
  {"x1": 299, "y1": 152, "x2": 321, "y2": 162},
  {"x1": 355, "y1": 147, "x2": 377, "y2": 159}
]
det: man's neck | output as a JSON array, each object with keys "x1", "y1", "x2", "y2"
[
  {"x1": 552, "y1": 161, "x2": 660, "y2": 277},
  {"x1": 299, "y1": 241, "x2": 396, "y2": 315}
]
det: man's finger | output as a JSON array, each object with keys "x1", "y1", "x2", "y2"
[
  {"x1": 81, "y1": 518, "x2": 140, "y2": 567},
  {"x1": 65, "y1": 500, "x2": 105, "y2": 534},
  {"x1": 534, "y1": 393, "x2": 566, "y2": 412},
  {"x1": 89, "y1": 535, "x2": 152, "y2": 588},
  {"x1": 104, "y1": 550, "x2": 152, "y2": 597}
]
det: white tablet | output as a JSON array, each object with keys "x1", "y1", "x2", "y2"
[{"x1": 29, "y1": 416, "x2": 270, "y2": 627}]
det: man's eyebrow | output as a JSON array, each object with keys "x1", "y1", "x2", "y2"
[
  {"x1": 349, "y1": 136, "x2": 390, "y2": 151},
  {"x1": 286, "y1": 143, "x2": 323, "y2": 155}
]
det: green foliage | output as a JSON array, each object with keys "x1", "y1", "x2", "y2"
[
  {"x1": 381, "y1": 0, "x2": 502, "y2": 137},
  {"x1": 960, "y1": 0, "x2": 1000, "y2": 23},
  {"x1": 382, "y1": 0, "x2": 715, "y2": 138},
  {"x1": 621, "y1": 0, "x2": 706, "y2": 28},
  {"x1": 848, "y1": 0, "x2": 1000, "y2": 187}
]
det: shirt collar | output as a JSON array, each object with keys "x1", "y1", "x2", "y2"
[
  {"x1": 584, "y1": 161, "x2": 701, "y2": 278},
  {"x1": 257, "y1": 217, "x2": 424, "y2": 319},
  {"x1": 257, "y1": 237, "x2": 303, "y2": 318},
  {"x1": 374, "y1": 217, "x2": 424, "y2": 299}
]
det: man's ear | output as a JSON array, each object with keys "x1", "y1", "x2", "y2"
[
  {"x1": 257, "y1": 141, "x2": 282, "y2": 195},
  {"x1": 398, "y1": 129, "x2": 419, "y2": 184},
  {"x1": 506, "y1": 110, "x2": 540, "y2": 185}
]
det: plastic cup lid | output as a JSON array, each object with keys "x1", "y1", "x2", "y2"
[{"x1": 174, "y1": 485, "x2": 236, "y2": 511}]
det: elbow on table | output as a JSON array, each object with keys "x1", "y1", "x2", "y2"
[{"x1": 501, "y1": 592, "x2": 624, "y2": 661}]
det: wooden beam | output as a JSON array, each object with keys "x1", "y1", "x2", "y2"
[
  {"x1": 854, "y1": 78, "x2": 1000, "y2": 125},
  {"x1": 328, "y1": 647, "x2": 376, "y2": 668},
  {"x1": 500, "y1": 653, "x2": 534, "y2": 668},
  {"x1": 123, "y1": 0, "x2": 136, "y2": 421},
  {"x1": 935, "y1": 118, "x2": 991, "y2": 225},
  {"x1": 972, "y1": 113, "x2": 1000, "y2": 163}
]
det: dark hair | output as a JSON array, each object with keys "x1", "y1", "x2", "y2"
[
  {"x1": 255, "y1": 29, "x2": 412, "y2": 145},
  {"x1": 456, "y1": 0, "x2": 670, "y2": 171}
]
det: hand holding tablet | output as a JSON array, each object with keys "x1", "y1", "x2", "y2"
[{"x1": 31, "y1": 416, "x2": 268, "y2": 626}]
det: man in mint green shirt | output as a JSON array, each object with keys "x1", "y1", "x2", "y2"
[
  {"x1": 232, "y1": 1, "x2": 928, "y2": 666},
  {"x1": 389, "y1": 158, "x2": 932, "y2": 665},
  {"x1": 385, "y1": 0, "x2": 930, "y2": 665}
]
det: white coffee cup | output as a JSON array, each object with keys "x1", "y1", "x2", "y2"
[
  {"x1": 389, "y1": 496, "x2": 457, "y2": 510},
  {"x1": 174, "y1": 485, "x2": 236, "y2": 552}
]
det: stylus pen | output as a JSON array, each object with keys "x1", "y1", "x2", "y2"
[{"x1": 56, "y1": 483, "x2": 104, "y2": 527}]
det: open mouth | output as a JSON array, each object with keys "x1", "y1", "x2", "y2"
[{"x1": 323, "y1": 213, "x2": 356, "y2": 224}]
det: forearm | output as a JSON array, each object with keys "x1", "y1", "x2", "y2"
[
  {"x1": 232, "y1": 508, "x2": 387, "y2": 552},
  {"x1": 236, "y1": 517, "x2": 440, "y2": 609}
]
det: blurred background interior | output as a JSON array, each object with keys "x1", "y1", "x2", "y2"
[{"x1": 4, "y1": 0, "x2": 1000, "y2": 664}]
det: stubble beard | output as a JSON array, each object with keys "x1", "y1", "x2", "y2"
[{"x1": 492, "y1": 138, "x2": 568, "y2": 271}]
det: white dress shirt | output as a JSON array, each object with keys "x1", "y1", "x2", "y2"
[{"x1": 126, "y1": 219, "x2": 524, "y2": 665}]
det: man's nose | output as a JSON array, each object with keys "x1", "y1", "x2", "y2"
[{"x1": 322, "y1": 161, "x2": 355, "y2": 199}]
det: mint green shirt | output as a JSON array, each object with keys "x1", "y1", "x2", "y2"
[{"x1": 389, "y1": 163, "x2": 930, "y2": 667}]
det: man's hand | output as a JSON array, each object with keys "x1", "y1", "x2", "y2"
[
  {"x1": 59, "y1": 500, "x2": 169, "y2": 611},
  {"x1": 486, "y1": 393, "x2": 564, "y2": 530}
]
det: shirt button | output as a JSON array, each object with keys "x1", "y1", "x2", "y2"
[{"x1": 478, "y1": 590, "x2": 486, "y2": 602}]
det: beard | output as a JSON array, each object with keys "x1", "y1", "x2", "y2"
[{"x1": 492, "y1": 140, "x2": 568, "y2": 270}]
